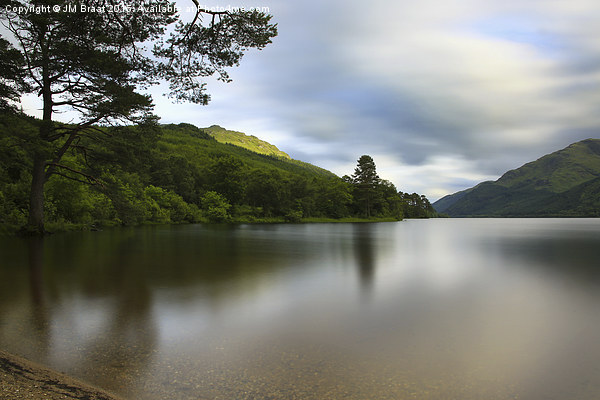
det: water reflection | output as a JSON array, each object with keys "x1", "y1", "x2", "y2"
[
  {"x1": 352, "y1": 224, "x2": 376, "y2": 297},
  {"x1": 74, "y1": 235, "x2": 157, "y2": 395},
  {"x1": 1, "y1": 232, "x2": 161, "y2": 397},
  {"x1": 0, "y1": 220, "x2": 600, "y2": 399},
  {"x1": 495, "y1": 236, "x2": 600, "y2": 284},
  {"x1": 27, "y1": 237, "x2": 49, "y2": 360}
]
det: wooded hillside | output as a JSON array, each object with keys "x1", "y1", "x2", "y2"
[{"x1": 1, "y1": 115, "x2": 436, "y2": 232}]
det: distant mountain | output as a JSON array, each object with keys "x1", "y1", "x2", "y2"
[
  {"x1": 203, "y1": 125, "x2": 291, "y2": 159},
  {"x1": 430, "y1": 186, "x2": 475, "y2": 213},
  {"x1": 433, "y1": 139, "x2": 600, "y2": 217}
]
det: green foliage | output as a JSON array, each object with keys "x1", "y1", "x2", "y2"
[
  {"x1": 155, "y1": 10, "x2": 278, "y2": 103},
  {"x1": 102, "y1": 171, "x2": 150, "y2": 226},
  {"x1": 0, "y1": 2, "x2": 277, "y2": 233},
  {"x1": 346, "y1": 155, "x2": 435, "y2": 220},
  {"x1": 351, "y1": 155, "x2": 381, "y2": 217},
  {"x1": 378, "y1": 180, "x2": 403, "y2": 219},
  {"x1": 496, "y1": 139, "x2": 600, "y2": 193},
  {"x1": 207, "y1": 155, "x2": 245, "y2": 204},
  {"x1": 45, "y1": 176, "x2": 108, "y2": 223},
  {"x1": 0, "y1": 116, "x2": 440, "y2": 233},
  {"x1": 284, "y1": 210, "x2": 303, "y2": 223},
  {"x1": 437, "y1": 139, "x2": 600, "y2": 217},
  {"x1": 201, "y1": 191, "x2": 232, "y2": 222},
  {"x1": 204, "y1": 125, "x2": 291, "y2": 159},
  {"x1": 0, "y1": 37, "x2": 28, "y2": 111},
  {"x1": 0, "y1": 114, "x2": 34, "y2": 228},
  {"x1": 399, "y1": 192, "x2": 436, "y2": 218},
  {"x1": 314, "y1": 178, "x2": 353, "y2": 218},
  {"x1": 231, "y1": 204, "x2": 264, "y2": 222}
]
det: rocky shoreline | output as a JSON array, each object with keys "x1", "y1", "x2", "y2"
[{"x1": 0, "y1": 350, "x2": 123, "y2": 400}]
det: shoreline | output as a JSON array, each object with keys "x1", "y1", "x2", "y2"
[
  {"x1": 0, "y1": 350, "x2": 124, "y2": 400},
  {"x1": 1, "y1": 217, "x2": 405, "y2": 236}
]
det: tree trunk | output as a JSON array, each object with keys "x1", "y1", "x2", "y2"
[
  {"x1": 27, "y1": 154, "x2": 47, "y2": 234},
  {"x1": 25, "y1": 44, "x2": 53, "y2": 235}
]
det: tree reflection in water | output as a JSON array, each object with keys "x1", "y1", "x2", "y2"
[
  {"x1": 20, "y1": 232, "x2": 158, "y2": 397},
  {"x1": 353, "y1": 224, "x2": 376, "y2": 298}
]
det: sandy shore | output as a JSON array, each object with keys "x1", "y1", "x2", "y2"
[{"x1": 0, "y1": 350, "x2": 124, "y2": 400}]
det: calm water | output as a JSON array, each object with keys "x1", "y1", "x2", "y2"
[{"x1": 1, "y1": 219, "x2": 600, "y2": 399}]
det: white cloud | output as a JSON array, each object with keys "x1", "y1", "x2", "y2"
[
  {"x1": 288, "y1": 0, "x2": 600, "y2": 197},
  {"x1": 373, "y1": 154, "x2": 497, "y2": 201},
  {"x1": 18, "y1": 0, "x2": 600, "y2": 200}
]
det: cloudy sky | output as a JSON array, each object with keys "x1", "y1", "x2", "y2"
[{"x1": 23, "y1": 0, "x2": 600, "y2": 201}]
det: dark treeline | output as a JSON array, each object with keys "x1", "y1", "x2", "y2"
[
  {"x1": 343, "y1": 155, "x2": 436, "y2": 220},
  {"x1": 0, "y1": 114, "x2": 436, "y2": 232}
]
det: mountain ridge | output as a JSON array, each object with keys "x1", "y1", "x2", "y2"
[
  {"x1": 433, "y1": 138, "x2": 600, "y2": 217},
  {"x1": 203, "y1": 125, "x2": 291, "y2": 160},
  {"x1": 495, "y1": 138, "x2": 600, "y2": 192}
]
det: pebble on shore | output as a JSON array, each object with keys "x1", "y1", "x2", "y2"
[{"x1": 0, "y1": 350, "x2": 124, "y2": 400}]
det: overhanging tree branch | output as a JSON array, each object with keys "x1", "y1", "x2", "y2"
[
  {"x1": 46, "y1": 163, "x2": 105, "y2": 188},
  {"x1": 0, "y1": 0, "x2": 277, "y2": 233}
]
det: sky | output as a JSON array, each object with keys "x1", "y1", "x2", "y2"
[{"x1": 21, "y1": 0, "x2": 600, "y2": 201}]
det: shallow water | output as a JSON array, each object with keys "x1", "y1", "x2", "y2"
[{"x1": 1, "y1": 219, "x2": 600, "y2": 399}]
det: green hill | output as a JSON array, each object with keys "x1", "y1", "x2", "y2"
[
  {"x1": 203, "y1": 125, "x2": 291, "y2": 159},
  {"x1": 430, "y1": 186, "x2": 475, "y2": 213},
  {"x1": 160, "y1": 123, "x2": 334, "y2": 178},
  {"x1": 433, "y1": 139, "x2": 600, "y2": 217},
  {"x1": 2, "y1": 116, "x2": 433, "y2": 232},
  {"x1": 495, "y1": 139, "x2": 600, "y2": 192}
]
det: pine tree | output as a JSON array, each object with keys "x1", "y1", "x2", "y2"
[
  {"x1": 351, "y1": 155, "x2": 380, "y2": 217},
  {"x1": 0, "y1": 1, "x2": 277, "y2": 234}
]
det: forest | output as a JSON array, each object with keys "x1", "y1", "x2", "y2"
[
  {"x1": 0, "y1": 113, "x2": 437, "y2": 233},
  {"x1": 0, "y1": 2, "x2": 436, "y2": 234}
]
